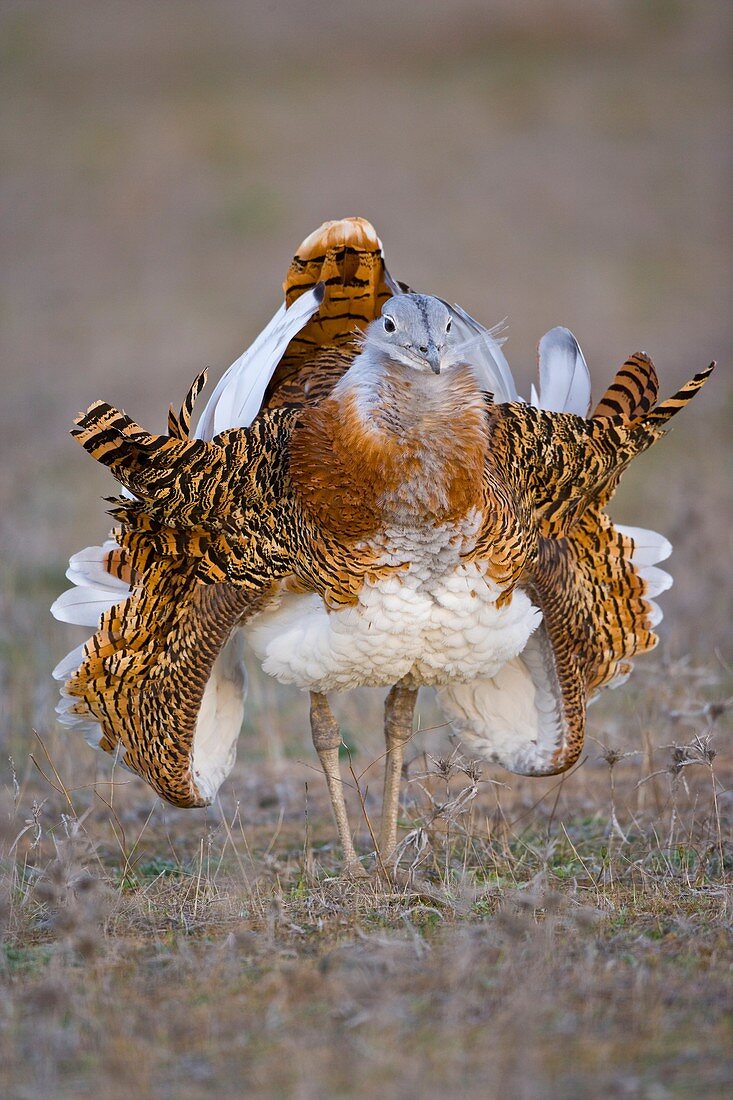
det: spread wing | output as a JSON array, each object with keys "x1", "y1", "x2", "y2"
[
  {"x1": 55, "y1": 380, "x2": 297, "y2": 805},
  {"x1": 51, "y1": 217, "x2": 397, "y2": 806},
  {"x1": 439, "y1": 356, "x2": 714, "y2": 776}
]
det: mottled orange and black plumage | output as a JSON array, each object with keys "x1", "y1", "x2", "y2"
[
  {"x1": 478, "y1": 359, "x2": 713, "y2": 770},
  {"x1": 55, "y1": 217, "x2": 714, "y2": 813}
]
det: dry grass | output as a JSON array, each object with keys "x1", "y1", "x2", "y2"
[
  {"x1": 1, "y1": 2, "x2": 732, "y2": 1097},
  {"x1": 1, "y1": 658, "x2": 731, "y2": 1098}
]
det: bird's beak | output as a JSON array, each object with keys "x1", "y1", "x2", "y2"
[{"x1": 427, "y1": 342, "x2": 441, "y2": 375}]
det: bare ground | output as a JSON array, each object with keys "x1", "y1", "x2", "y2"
[{"x1": 1, "y1": 3, "x2": 732, "y2": 1097}]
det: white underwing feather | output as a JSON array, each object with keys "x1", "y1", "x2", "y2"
[
  {"x1": 191, "y1": 632, "x2": 247, "y2": 802},
  {"x1": 638, "y1": 565, "x2": 673, "y2": 598},
  {"x1": 441, "y1": 301, "x2": 518, "y2": 404},
  {"x1": 50, "y1": 585, "x2": 124, "y2": 627},
  {"x1": 52, "y1": 643, "x2": 87, "y2": 682},
  {"x1": 615, "y1": 524, "x2": 674, "y2": 626},
  {"x1": 65, "y1": 542, "x2": 129, "y2": 592},
  {"x1": 437, "y1": 625, "x2": 567, "y2": 776},
  {"x1": 536, "y1": 326, "x2": 592, "y2": 415},
  {"x1": 615, "y1": 525, "x2": 672, "y2": 565},
  {"x1": 194, "y1": 284, "x2": 325, "y2": 439}
]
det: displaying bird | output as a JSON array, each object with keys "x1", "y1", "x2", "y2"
[{"x1": 51, "y1": 217, "x2": 714, "y2": 877}]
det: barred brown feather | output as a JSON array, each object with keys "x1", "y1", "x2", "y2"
[{"x1": 54, "y1": 216, "x2": 715, "y2": 810}]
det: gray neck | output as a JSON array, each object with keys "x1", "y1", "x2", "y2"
[{"x1": 332, "y1": 347, "x2": 486, "y2": 436}]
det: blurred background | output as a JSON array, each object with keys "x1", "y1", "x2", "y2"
[{"x1": 1, "y1": 0, "x2": 730, "y2": 781}]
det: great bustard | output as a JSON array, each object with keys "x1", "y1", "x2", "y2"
[{"x1": 52, "y1": 217, "x2": 714, "y2": 877}]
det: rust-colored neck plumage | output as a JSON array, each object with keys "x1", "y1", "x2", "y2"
[{"x1": 289, "y1": 355, "x2": 489, "y2": 543}]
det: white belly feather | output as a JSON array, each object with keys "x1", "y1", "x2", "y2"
[{"x1": 246, "y1": 521, "x2": 541, "y2": 694}]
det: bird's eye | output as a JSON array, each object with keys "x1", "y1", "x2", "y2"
[
  {"x1": 384, "y1": 316, "x2": 396, "y2": 333},
  {"x1": 446, "y1": 317, "x2": 452, "y2": 333}
]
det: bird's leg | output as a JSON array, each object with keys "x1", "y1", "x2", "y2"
[
  {"x1": 379, "y1": 684, "x2": 418, "y2": 866},
  {"x1": 309, "y1": 692, "x2": 366, "y2": 879}
]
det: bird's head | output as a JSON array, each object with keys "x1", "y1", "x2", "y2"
[{"x1": 362, "y1": 294, "x2": 454, "y2": 375}]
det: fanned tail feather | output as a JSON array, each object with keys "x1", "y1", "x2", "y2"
[
  {"x1": 264, "y1": 217, "x2": 396, "y2": 407},
  {"x1": 282, "y1": 217, "x2": 393, "y2": 348}
]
